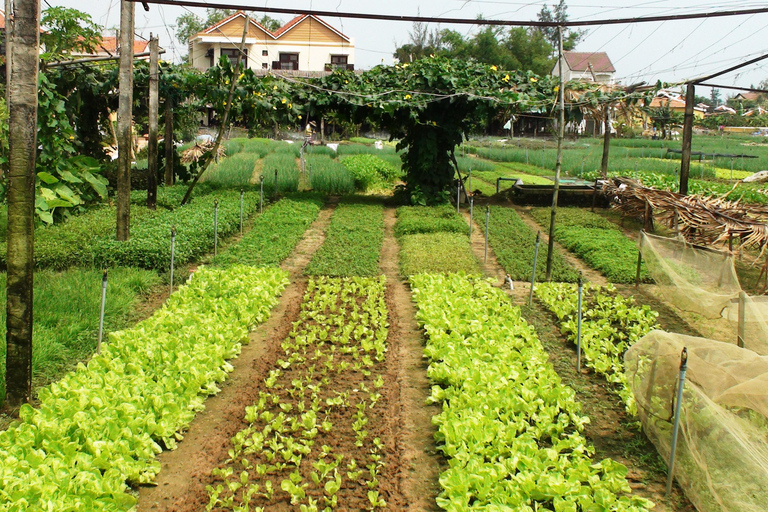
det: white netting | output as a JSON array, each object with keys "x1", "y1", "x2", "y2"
[
  {"x1": 640, "y1": 232, "x2": 768, "y2": 355},
  {"x1": 626, "y1": 330, "x2": 768, "y2": 512}
]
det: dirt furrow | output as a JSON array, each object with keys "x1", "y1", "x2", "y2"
[{"x1": 380, "y1": 208, "x2": 443, "y2": 511}]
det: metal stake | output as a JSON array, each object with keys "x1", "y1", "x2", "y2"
[
  {"x1": 260, "y1": 175, "x2": 265, "y2": 213},
  {"x1": 635, "y1": 230, "x2": 645, "y2": 288},
  {"x1": 484, "y1": 206, "x2": 490, "y2": 263},
  {"x1": 577, "y1": 272, "x2": 583, "y2": 372},
  {"x1": 469, "y1": 197, "x2": 474, "y2": 236},
  {"x1": 239, "y1": 189, "x2": 244, "y2": 235},
  {"x1": 528, "y1": 231, "x2": 541, "y2": 305},
  {"x1": 274, "y1": 168, "x2": 279, "y2": 195},
  {"x1": 214, "y1": 199, "x2": 219, "y2": 257},
  {"x1": 738, "y1": 291, "x2": 746, "y2": 348},
  {"x1": 97, "y1": 269, "x2": 108, "y2": 353},
  {"x1": 666, "y1": 347, "x2": 689, "y2": 496},
  {"x1": 457, "y1": 179, "x2": 461, "y2": 213},
  {"x1": 170, "y1": 226, "x2": 176, "y2": 296}
]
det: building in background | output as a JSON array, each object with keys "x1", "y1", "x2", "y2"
[
  {"x1": 189, "y1": 11, "x2": 355, "y2": 74},
  {"x1": 552, "y1": 51, "x2": 616, "y2": 84}
]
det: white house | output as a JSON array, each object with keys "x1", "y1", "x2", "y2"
[
  {"x1": 552, "y1": 51, "x2": 616, "y2": 84},
  {"x1": 188, "y1": 11, "x2": 355, "y2": 73}
]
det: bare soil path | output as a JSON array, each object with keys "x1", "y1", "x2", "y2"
[
  {"x1": 136, "y1": 203, "x2": 336, "y2": 511},
  {"x1": 380, "y1": 208, "x2": 443, "y2": 511}
]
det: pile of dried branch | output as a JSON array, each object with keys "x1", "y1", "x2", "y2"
[
  {"x1": 180, "y1": 141, "x2": 225, "y2": 164},
  {"x1": 605, "y1": 177, "x2": 768, "y2": 255}
]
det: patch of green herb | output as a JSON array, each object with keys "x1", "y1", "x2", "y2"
[
  {"x1": 530, "y1": 207, "x2": 650, "y2": 284},
  {"x1": 487, "y1": 206, "x2": 578, "y2": 282},
  {"x1": 217, "y1": 196, "x2": 323, "y2": 267},
  {"x1": 306, "y1": 201, "x2": 383, "y2": 276}
]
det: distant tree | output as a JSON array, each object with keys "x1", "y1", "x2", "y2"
[
  {"x1": 175, "y1": 8, "x2": 235, "y2": 46},
  {"x1": 395, "y1": 19, "x2": 555, "y2": 75},
  {"x1": 710, "y1": 88, "x2": 721, "y2": 107},
  {"x1": 537, "y1": 1, "x2": 585, "y2": 53},
  {"x1": 258, "y1": 15, "x2": 282, "y2": 33},
  {"x1": 393, "y1": 17, "x2": 441, "y2": 63}
]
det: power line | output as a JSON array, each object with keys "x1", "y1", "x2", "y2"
[{"x1": 128, "y1": 1, "x2": 768, "y2": 28}]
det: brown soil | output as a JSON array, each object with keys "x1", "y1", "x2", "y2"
[
  {"x1": 462, "y1": 204, "x2": 696, "y2": 512},
  {"x1": 136, "y1": 203, "x2": 336, "y2": 511},
  {"x1": 381, "y1": 208, "x2": 443, "y2": 511}
]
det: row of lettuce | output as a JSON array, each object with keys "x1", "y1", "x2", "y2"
[
  {"x1": 0, "y1": 266, "x2": 290, "y2": 510},
  {"x1": 411, "y1": 273, "x2": 653, "y2": 511},
  {"x1": 0, "y1": 194, "x2": 392, "y2": 510}
]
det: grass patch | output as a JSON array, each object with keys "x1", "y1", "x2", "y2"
[
  {"x1": 530, "y1": 207, "x2": 650, "y2": 284},
  {"x1": 455, "y1": 156, "x2": 496, "y2": 173},
  {"x1": 262, "y1": 152, "x2": 300, "y2": 194},
  {"x1": 305, "y1": 201, "x2": 384, "y2": 276},
  {"x1": 202, "y1": 152, "x2": 260, "y2": 187},
  {"x1": 0, "y1": 267, "x2": 161, "y2": 404},
  {"x1": 399, "y1": 232, "x2": 479, "y2": 276},
  {"x1": 216, "y1": 196, "x2": 323, "y2": 267},
  {"x1": 395, "y1": 205, "x2": 468, "y2": 237},
  {"x1": 307, "y1": 155, "x2": 355, "y2": 194},
  {"x1": 488, "y1": 206, "x2": 578, "y2": 282}
]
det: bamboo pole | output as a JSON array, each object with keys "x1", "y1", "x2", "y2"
[{"x1": 545, "y1": 25, "x2": 565, "y2": 281}]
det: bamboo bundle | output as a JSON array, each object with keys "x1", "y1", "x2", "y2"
[{"x1": 605, "y1": 177, "x2": 768, "y2": 257}]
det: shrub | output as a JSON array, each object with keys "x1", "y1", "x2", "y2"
[{"x1": 341, "y1": 154, "x2": 401, "y2": 191}]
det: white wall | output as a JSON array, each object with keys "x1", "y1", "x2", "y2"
[{"x1": 190, "y1": 38, "x2": 356, "y2": 72}]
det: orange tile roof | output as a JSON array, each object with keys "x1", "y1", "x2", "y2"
[
  {"x1": 194, "y1": 11, "x2": 349, "y2": 41},
  {"x1": 95, "y1": 37, "x2": 149, "y2": 56},
  {"x1": 563, "y1": 51, "x2": 615, "y2": 73}
]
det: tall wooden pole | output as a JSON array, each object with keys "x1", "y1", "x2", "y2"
[
  {"x1": 600, "y1": 107, "x2": 611, "y2": 178},
  {"x1": 545, "y1": 25, "x2": 565, "y2": 282},
  {"x1": 147, "y1": 33, "x2": 159, "y2": 210},
  {"x1": 680, "y1": 83, "x2": 695, "y2": 195},
  {"x1": 4, "y1": 0, "x2": 39, "y2": 407},
  {"x1": 164, "y1": 99, "x2": 174, "y2": 185},
  {"x1": 117, "y1": 0, "x2": 134, "y2": 240}
]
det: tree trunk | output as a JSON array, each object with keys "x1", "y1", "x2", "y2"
[
  {"x1": 116, "y1": 0, "x2": 134, "y2": 240},
  {"x1": 5, "y1": 0, "x2": 39, "y2": 408},
  {"x1": 164, "y1": 99, "x2": 174, "y2": 186},
  {"x1": 147, "y1": 34, "x2": 159, "y2": 210},
  {"x1": 600, "y1": 108, "x2": 611, "y2": 178}
]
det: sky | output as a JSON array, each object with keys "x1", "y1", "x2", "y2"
[{"x1": 48, "y1": 0, "x2": 768, "y2": 99}]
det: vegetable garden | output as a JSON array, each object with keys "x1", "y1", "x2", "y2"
[{"x1": 4, "y1": 21, "x2": 768, "y2": 509}]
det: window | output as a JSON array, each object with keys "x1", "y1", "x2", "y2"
[
  {"x1": 330, "y1": 55, "x2": 348, "y2": 66},
  {"x1": 221, "y1": 48, "x2": 248, "y2": 68},
  {"x1": 279, "y1": 53, "x2": 299, "y2": 70},
  {"x1": 262, "y1": 62, "x2": 268, "y2": 69},
  {"x1": 262, "y1": 49, "x2": 268, "y2": 57}
]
